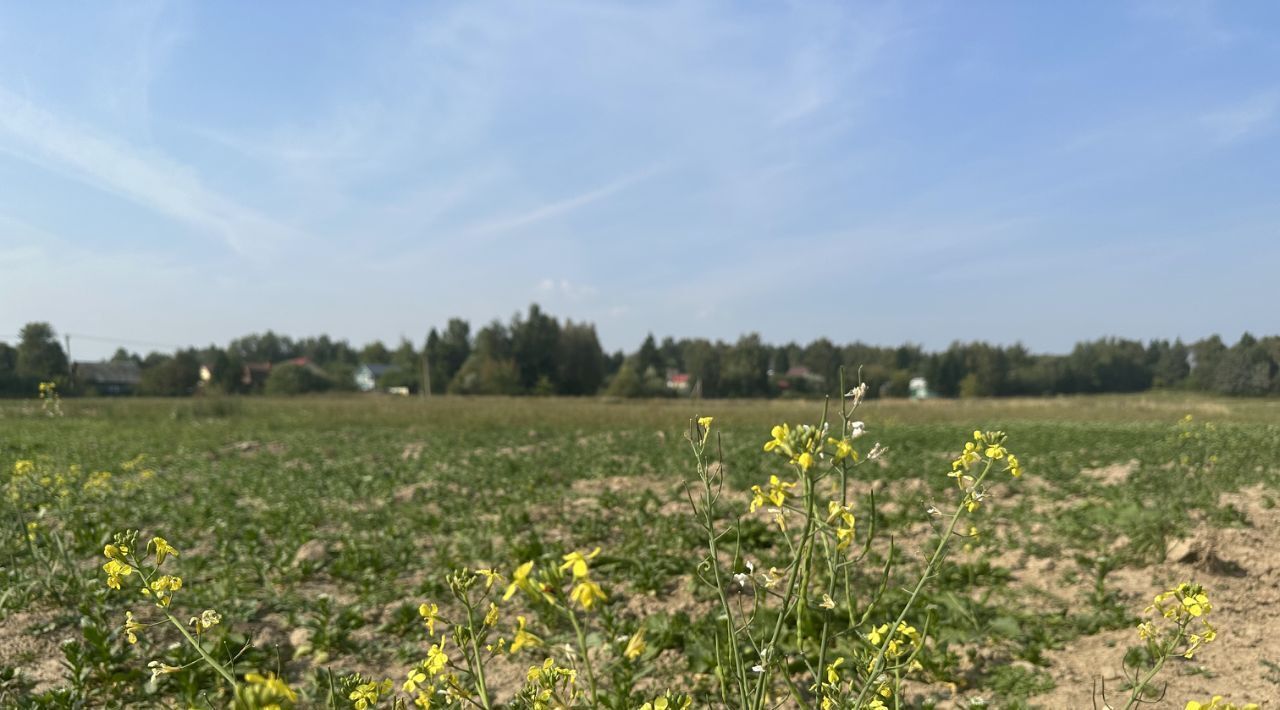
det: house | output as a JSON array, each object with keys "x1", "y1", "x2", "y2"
[
  {"x1": 354, "y1": 363, "x2": 399, "y2": 392},
  {"x1": 909, "y1": 377, "x2": 936, "y2": 400},
  {"x1": 73, "y1": 361, "x2": 142, "y2": 396},
  {"x1": 666, "y1": 372, "x2": 691, "y2": 393},
  {"x1": 244, "y1": 362, "x2": 272, "y2": 390}
]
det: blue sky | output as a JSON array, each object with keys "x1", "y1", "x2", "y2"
[{"x1": 2, "y1": 1, "x2": 1278, "y2": 360}]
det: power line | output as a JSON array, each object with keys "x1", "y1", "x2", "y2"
[{"x1": 65, "y1": 333, "x2": 186, "y2": 350}]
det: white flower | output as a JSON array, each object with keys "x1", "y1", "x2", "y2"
[
  {"x1": 746, "y1": 560, "x2": 755, "y2": 573},
  {"x1": 751, "y1": 664, "x2": 765, "y2": 673},
  {"x1": 848, "y1": 421, "x2": 866, "y2": 439},
  {"x1": 733, "y1": 572, "x2": 749, "y2": 585},
  {"x1": 867, "y1": 443, "x2": 887, "y2": 460}
]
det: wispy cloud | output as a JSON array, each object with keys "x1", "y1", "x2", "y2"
[
  {"x1": 467, "y1": 165, "x2": 663, "y2": 238},
  {"x1": 0, "y1": 85, "x2": 300, "y2": 255},
  {"x1": 1201, "y1": 90, "x2": 1279, "y2": 143},
  {"x1": 536, "y1": 278, "x2": 597, "y2": 300}
]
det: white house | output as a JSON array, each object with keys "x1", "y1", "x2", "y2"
[{"x1": 354, "y1": 363, "x2": 399, "y2": 392}]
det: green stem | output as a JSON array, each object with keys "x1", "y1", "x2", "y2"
[
  {"x1": 753, "y1": 467, "x2": 820, "y2": 709},
  {"x1": 566, "y1": 608, "x2": 599, "y2": 705},
  {"x1": 852, "y1": 457, "x2": 995, "y2": 708},
  {"x1": 1122, "y1": 627, "x2": 1186, "y2": 710},
  {"x1": 163, "y1": 611, "x2": 238, "y2": 687},
  {"x1": 462, "y1": 603, "x2": 492, "y2": 709},
  {"x1": 692, "y1": 438, "x2": 752, "y2": 709}
]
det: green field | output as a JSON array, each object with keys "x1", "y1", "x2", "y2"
[{"x1": 3, "y1": 394, "x2": 1278, "y2": 708}]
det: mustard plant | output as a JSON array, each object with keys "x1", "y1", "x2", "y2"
[{"x1": 685, "y1": 370, "x2": 1026, "y2": 708}]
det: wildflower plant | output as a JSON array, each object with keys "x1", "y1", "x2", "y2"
[
  {"x1": 39, "y1": 380, "x2": 63, "y2": 417},
  {"x1": 100, "y1": 529, "x2": 299, "y2": 708},
  {"x1": 684, "y1": 370, "x2": 1026, "y2": 708}
]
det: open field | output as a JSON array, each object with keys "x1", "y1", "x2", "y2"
[{"x1": 3, "y1": 393, "x2": 1279, "y2": 708}]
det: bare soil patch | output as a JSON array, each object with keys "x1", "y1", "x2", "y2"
[
  {"x1": 1033, "y1": 483, "x2": 1280, "y2": 708},
  {"x1": 0, "y1": 606, "x2": 65, "y2": 693}
]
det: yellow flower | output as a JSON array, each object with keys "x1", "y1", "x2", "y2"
[
  {"x1": 569, "y1": 580, "x2": 607, "y2": 610},
  {"x1": 1182, "y1": 590, "x2": 1211, "y2": 617},
  {"x1": 796, "y1": 452, "x2": 815, "y2": 471},
  {"x1": 124, "y1": 611, "x2": 145, "y2": 644},
  {"x1": 349, "y1": 681, "x2": 389, "y2": 710},
  {"x1": 624, "y1": 628, "x2": 647, "y2": 660},
  {"x1": 243, "y1": 672, "x2": 298, "y2": 703},
  {"x1": 146, "y1": 575, "x2": 183, "y2": 606},
  {"x1": 826, "y1": 656, "x2": 845, "y2": 683},
  {"x1": 827, "y1": 501, "x2": 857, "y2": 550},
  {"x1": 697, "y1": 416, "x2": 714, "y2": 443},
  {"x1": 149, "y1": 537, "x2": 179, "y2": 565},
  {"x1": 504, "y1": 561, "x2": 535, "y2": 601},
  {"x1": 1006, "y1": 453, "x2": 1022, "y2": 477},
  {"x1": 828, "y1": 437, "x2": 858, "y2": 462},
  {"x1": 483, "y1": 602, "x2": 499, "y2": 628},
  {"x1": 476, "y1": 568, "x2": 501, "y2": 589},
  {"x1": 418, "y1": 602, "x2": 440, "y2": 635},
  {"x1": 403, "y1": 666, "x2": 428, "y2": 693},
  {"x1": 424, "y1": 642, "x2": 449, "y2": 676},
  {"x1": 510, "y1": 615, "x2": 542, "y2": 654},
  {"x1": 560, "y1": 548, "x2": 601, "y2": 580},
  {"x1": 102, "y1": 558, "x2": 134, "y2": 590},
  {"x1": 763, "y1": 424, "x2": 793, "y2": 456},
  {"x1": 749, "y1": 475, "x2": 796, "y2": 513},
  {"x1": 190, "y1": 609, "x2": 221, "y2": 633}
]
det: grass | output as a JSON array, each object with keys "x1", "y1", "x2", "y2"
[{"x1": 1, "y1": 392, "x2": 1277, "y2": 708}]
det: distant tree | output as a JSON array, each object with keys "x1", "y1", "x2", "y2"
[
  {"x1": 110, "y1": 347, "x2": 141, "y2": 364},
  {"x1": 1212, "y1": 334, "x2": 1275, "y2": 396},
  {"x1": 928, "y1": 347, "x2": 965, "y2": 397},
  {"x1": 474, "y1": 321, "x2": 513, "y2": 361},
  {"x1": 1150, "y1": 339, "x2": 1191, "y2": 389},
  {"x1": 139, "y1": 351, "x2": 200, "y2": 396},
  {"x1": 606, "y1": 362, "x2": 644, "y2": 398},
  {"x1": 0, "y1": 343, "x2": 16, "y2": 373},
  {"x1": 360, "y1": 340, "x2": 391, "y2": 364},
  {"x1": 604, "y1": 350, "x2": 625, "y2": 378},
  {"x1": 721, "y1": 334, "x2": 770, "y2": 397},
  {"x1": 16, "y1": 322, "x2": 68, "y2": 380},
  {"x1": 803, "y1": 338, "x2": 840, "y2": 394},
  {"x1": 636, "y1": 334, "x2": 663, "y2": 378},
  {"x1": 424, "y1": 318, "x2": 472, "y2": 393},
  {"x1": 392, "y1": 338, "x2": 420, "y2": 377},
  {"x1": 659, "y1": 336, "x2": 683, "y2": 373},
  {"x1": 379, "y1": 367, "x2": 421, "y2": 393},
  {"x1": 1188, "y1": 336, "x2": 1228, "y2": 391},
  {"x1": 557, "y1": 322, "x2": 605, "y2": 395},
  {"x1": 511, "y1": 304, "x2": 561, "y2": 392},
  {"x1": 682, "y1": 339, "x2": 721, "y2": 396},
  {"x1": 264, "y1": 363, "x2": 331, "y2": 395},
  {"x1": 448, "y1": 354, "x2": 521, "y2": 395}
]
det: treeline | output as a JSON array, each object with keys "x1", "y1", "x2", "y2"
[{"x1": 3, "y1": 307, "x2": 1280, "y2": 398}]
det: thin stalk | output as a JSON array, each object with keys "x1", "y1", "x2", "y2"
[
  {"x1": 691, "y1": 436, "x2": 751, "y2": 709},
  {"x1": 1122, "y1": 628, "x2": 1185, "y2": 710},
  {"x1": 851, "y1": 457, "x2": 996, "y2": 708},
  {"x1": 163, "y1": 611, "x2": 238, "y2": 687},
  {"x1": 462, "y1": 603, "x2": 492, "y2": 709},
  {"x1": 566, "y1": 608, "x2": 599, "y2": 705}
]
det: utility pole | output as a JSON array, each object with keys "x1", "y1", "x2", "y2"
[
  {"x1": 65, "y1": 334, "x2": 73, "y2": 377},
  {"x1": 422, "y1": 352, "x2": 431, "y2": 398}
]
